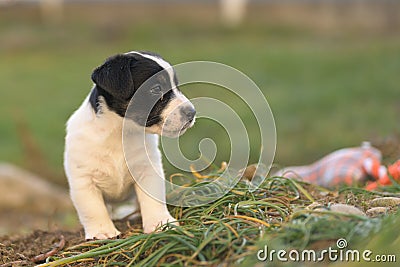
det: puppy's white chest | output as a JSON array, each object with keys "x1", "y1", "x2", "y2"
[{"x1": 91, "y1": 135, "x2": 134, "y2": 200}]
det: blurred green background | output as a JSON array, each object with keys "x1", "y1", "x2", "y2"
[{"x1": 1, "y1": 0, "x2": 399, "y2": 186}]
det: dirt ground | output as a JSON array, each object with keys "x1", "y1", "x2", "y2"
[
  {"x1": 0, "y1": 229, "x2": 83, "y2": 266},
  {"x1": 0, "y1": 220, "x2": 139, "y2": 267}
]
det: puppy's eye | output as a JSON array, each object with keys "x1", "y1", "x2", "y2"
[{"x1": 150, "y1": 85, "x2": 162, "y2": 95}]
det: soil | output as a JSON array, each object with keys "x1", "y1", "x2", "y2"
[
  {"x1": 0, "y1": 229, "x2": 82, "y2": 267},
  {"x1": 0, "y1": 220, "x2": 139, "y2": 267}
]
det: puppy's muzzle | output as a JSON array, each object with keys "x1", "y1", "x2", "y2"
[{"x1": 180, "y1": 106, "x2": 196, "y2": 124}]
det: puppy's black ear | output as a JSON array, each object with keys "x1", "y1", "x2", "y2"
[{"x1": 91, "y1": 54, "x2": 134, "y2": 99}]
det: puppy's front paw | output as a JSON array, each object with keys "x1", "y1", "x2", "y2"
[
  {"x1": 85, "y1": 226, "x2": 121, "y2": 240},
  {"x1": 143, "y1": 214, "x2": 179, "y2": 233}
]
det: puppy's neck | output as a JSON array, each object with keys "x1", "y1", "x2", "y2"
[{"x1": 88, "y1": 85, "x2": 155, "y2": 138}]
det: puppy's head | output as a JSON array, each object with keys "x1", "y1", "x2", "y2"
[{"x1": 91, "y1": 51, "x2": 195, "y2": 137}]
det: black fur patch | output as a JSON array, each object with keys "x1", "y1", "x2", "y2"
[
  {"x1": 89, "y1": 87, "x2": 99, "y2": 113},
  {"x1": 89, "y1": 52, "x2": 176, "y2": 126}
]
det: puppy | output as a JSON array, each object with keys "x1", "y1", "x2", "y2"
[{"x1": 64, "y1": 51, "x2": 196, "y2": 239}]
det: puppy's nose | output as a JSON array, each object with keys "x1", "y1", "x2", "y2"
[{"x1": 180, "y1": 106, "x2": 196, "y2": 121}]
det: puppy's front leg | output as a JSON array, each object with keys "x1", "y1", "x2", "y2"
[
  {"x1": 70, "y1": 179, "x2": 121, "y2": 240},
  {"x1": 134, "y1": 175, "x2": 177, "y2": 233}
]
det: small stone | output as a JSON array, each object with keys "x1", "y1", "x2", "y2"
[
  {"x1": 329, "y1": 204, "x2": 365, "y2": 216},
  {"x1": 369, "y1": 197, "x2": 400, "y2": 208},
  {"x1": 314, "y1": 207, "x2": 328, "y2": 212},
  {"x1": 366, "y1": 207, "x2": 388, "y2": 217}
]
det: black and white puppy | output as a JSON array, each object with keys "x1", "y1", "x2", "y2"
[{"x1": 64, "y1": 51, "x2": 195, "y2": 239}]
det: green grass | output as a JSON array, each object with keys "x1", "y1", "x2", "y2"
[
  {"x1": 37, "y1": 173, "x2": 400, "y2": 266},
  {"x1": 1, "y1": 4, "x2": 400, "y2": 183}
]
